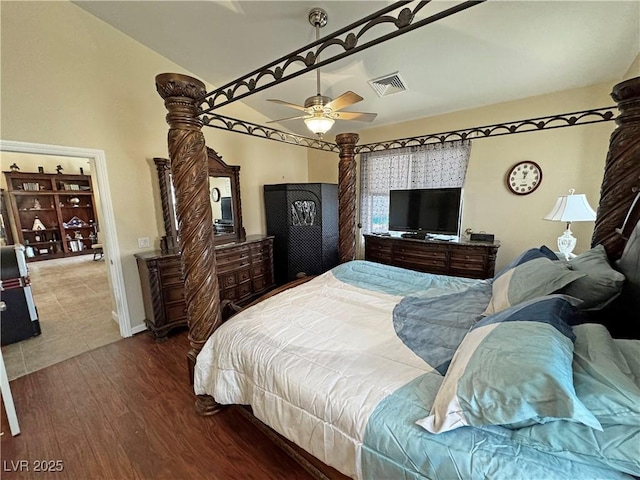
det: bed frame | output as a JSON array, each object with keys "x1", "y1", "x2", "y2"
[{"x1": 152, "y1": 2, "x2": 639, "y2": 475}]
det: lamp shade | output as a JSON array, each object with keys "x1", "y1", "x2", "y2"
[
  {"x1": 544, "y1": 191, "x2": 596, "y2": 223},
  {"x1": 305, "y1": 116, "x2": 334, "y2": 135}
]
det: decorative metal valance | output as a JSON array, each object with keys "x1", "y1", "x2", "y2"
[
  {"x1": 202, "y1": 113, "x2": 338, "y2": 152},
  {"x1": 202, "y1": 107, "x2": 617, "y2": 153},
  {"x1": 198, "y1": 1, "x2": 485, "y2": 113},
  {"x1": 356, "y1": 107, "x2": 616, "y2": 153}
]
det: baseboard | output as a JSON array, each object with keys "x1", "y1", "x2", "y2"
[{"x1": 130, "y1": 324, "x2": 148, "y2": 335}]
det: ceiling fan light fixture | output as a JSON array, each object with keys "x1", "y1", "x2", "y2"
[{"x1": 305, "y1": 116, "x2": 334, "y2": 136}]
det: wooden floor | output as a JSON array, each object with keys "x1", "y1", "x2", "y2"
[{"x1": 0, "y1": 330, "x2": 315, "y2": 480}]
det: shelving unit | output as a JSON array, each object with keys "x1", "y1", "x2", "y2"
[{"x1": 4, "y1": 171, "x2": 98, "y2": 262}]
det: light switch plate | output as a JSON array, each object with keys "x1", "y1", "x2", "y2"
[{"x1": 138, "y1": 237, "x2": 150, "y2": 248}]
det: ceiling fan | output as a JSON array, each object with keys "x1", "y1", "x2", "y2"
[{"x1": 267, "y1": 8, "x2": 377, "y2": 137}]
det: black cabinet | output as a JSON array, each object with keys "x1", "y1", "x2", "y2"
[{"x1": 264, "y1": 183, "x2": 338, "y2": 285}]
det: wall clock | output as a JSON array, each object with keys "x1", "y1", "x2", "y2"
[
  {"x1": 210, "y1": 187, "x2": 221, "y2": 203},
  {"x1": 506, "y1": 161, "x2": 542, "y2": 195}
]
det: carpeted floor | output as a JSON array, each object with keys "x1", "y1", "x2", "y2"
[{"x1": 1, "y1": 254, "x2": 121, "y2": 380}]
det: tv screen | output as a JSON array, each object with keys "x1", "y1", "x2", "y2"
[
  {"x1": 388, "y1": 188, "x2": 462, "y2": 235},
  {"x1": 220, "y1": 196, "x2": 233, "y2": 221}
]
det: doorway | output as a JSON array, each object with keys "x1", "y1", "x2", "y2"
[{"x1": 0, "y1": 140, "x2": 131, "y2": 379}]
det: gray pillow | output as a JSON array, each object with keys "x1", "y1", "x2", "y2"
[
  {"x1": 561, "y1": 245, "x2": 625, "y2": 310},
  {"x1": 483, "y1": 257, "x2": 586, "y2": 315}
]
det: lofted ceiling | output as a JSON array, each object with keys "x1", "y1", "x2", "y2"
[{"x1": 74, "y1": 1, "x2": 639, "y2": 139}]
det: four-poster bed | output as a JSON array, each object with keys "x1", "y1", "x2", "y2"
[{"x1": 153, "y1": 1, "x2": 639, "y2": 478}]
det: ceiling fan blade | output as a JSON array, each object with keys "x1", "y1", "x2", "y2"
[
  {"x1": 266, "y1": 114, "x2": 309, "y2": 124},
  {"x1": 267, "y1": 99, "x2": 308, "y2": 112},
  {"x1": 333, "y1": 111, "x2": 377, "y2": 122},
  {"x1": 325, "y1": 91, "x2": 363, "y2": 112}
]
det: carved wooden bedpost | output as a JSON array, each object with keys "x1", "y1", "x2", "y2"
[
  {"x1": 592, "y1": 76, "x2": 640, "y2": 259},
  {"x1": 155, "y1": 73, "x2": 223, "y2": 414},
  {"x1": 336, "y1": 133, "x2": 359, "y2": 263}
]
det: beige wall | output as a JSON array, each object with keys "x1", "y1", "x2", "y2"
[
  {"x1": 1, "y1": 1, "x2": 308, "y2": 331},
  {"x1": 309, "y1": 82, "x2": 620, "y2": 270},
  {"x1": 624, "y1": 53, "x2": 640, "y2": 79}
]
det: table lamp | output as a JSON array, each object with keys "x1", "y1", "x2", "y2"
[{"x1": 543, "y1": 189, "x2": 596, "y2": 260}]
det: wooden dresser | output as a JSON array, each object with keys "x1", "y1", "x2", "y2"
[
  {"x1": 364, "y1": 234, "x2": 500, "y2": 279},
  {"x1": 135, "y1": 235, "x2": 275, "y2": 340}
]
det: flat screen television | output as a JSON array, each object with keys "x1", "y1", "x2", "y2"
[{"x1": 388, "y1": 187, "x2": 462, "y2": 236}]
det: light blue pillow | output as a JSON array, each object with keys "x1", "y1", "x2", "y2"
[
  {"x1": 504, "y1": 324, "x2": 640, "y2": 475},
  {"x1": 484, "y1": 257, "x2": 585, "y2": 315},
  {"x1": 417, "y1": 296, "x2": 602, "y2": 434}
]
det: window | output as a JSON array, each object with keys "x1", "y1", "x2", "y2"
[{"x1": 359, "y1": 141, "x2": 471, "y2": 234}]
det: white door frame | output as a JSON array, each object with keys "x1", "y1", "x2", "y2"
[{"x1": 0, "y1": 140, "x2": 132, "y2": 337}]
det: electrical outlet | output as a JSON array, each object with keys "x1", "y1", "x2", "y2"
[{"x1": 138, "y1": 237, "x2": 150, "y2": 249}]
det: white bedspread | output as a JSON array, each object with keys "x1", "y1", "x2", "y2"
[{"x1": 195, "y1": 267, "x2": 435, "y2": 478}]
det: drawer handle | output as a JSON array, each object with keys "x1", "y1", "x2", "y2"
[{"x1": 465, "y1": 255, "x2": 470, "y2": 259}]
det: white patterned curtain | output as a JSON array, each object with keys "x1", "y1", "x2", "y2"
[{"x1": 359, "y1": 140, "x2": 471, "y2": 234}]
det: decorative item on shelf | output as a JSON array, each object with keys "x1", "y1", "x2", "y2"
[
  {"x1": 62, "y1": 216, "x2": 88, "y2": 229},
  {"x1": 34, "y1": 233, "x2": 41, "y2": 242},
  {"x1": 69, "y1": 197, "x2": 80, "y2": 207},
  {"x1": 65, "y1": 234, "x2": 72, "y2": 240},
  {"x1": 56, "y1": 165, "x2": 64, "y2": 174},
  {"x1": 38, "y1": 248, "x2": 49, "y2": 255},
  {"x1": 38, "y1": 166, "x2": 44, "y2": 174},
  {"x1": 543, "y1": 188, "x2": 596, "y2": 260},
  {"x1": 32, "y1": 216, "x2": 46, "y2": 231},
  {"x1": 22, "y1": 182, "x2": 40, "y2": 191},
  {"x1": 25, "y1": 246, "x2": 35, "y2": 258},
  {"x1": 69, "y1": 240, "x2": 83, "y2": 252},
  {"x1": 9, "y1": 163, "x2": 20, "y2": 172},
  {"x1": 32, "y1": 198, "x2": 42, "y2": 210},
  {"x1": 74, "y1": 231, "x2": 83, "y2": 240}
]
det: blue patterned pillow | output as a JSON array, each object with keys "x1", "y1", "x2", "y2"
[
  {"x1": 493, "y1": 245, "x2": 559, "y2": 280},
  {"x1": 417, "y1": 296, "x2": 602, "y2": 434}
]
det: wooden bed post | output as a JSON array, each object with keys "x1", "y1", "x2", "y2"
[
  {"x1": 592, "y1": 76, "x2": 640, "y2": 259},
  {"x1": 336, "y1": 133, "x2": 359, "y2": 263},
  {"x1": 155, "y1": 73, "x2": 223, "y2": 414}
]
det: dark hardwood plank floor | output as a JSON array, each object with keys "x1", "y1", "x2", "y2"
[{"x1": 0, "y1": 330, "x2": 315, "y2": 480}]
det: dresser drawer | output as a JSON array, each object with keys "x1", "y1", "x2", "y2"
[
  {"x1": 216, "y1": 248, "x2": 250, "y2": 265},
  {"x1": 252, "y1": 262, "x2": 269, "y2": 277},
  {"x1": 162, "y1": 286, "x2": 185, "y2": 303},
  {"x1": 449, "y1": 264, "x2": 489, "y2": 279},
  {"x1": 165, "y1": 301, "x2": 187, "y2": 321},
  {"x1": 253, "y1": 275, "x2": 269, "y2": 291},
  {"x1": 396, "y1": 256, "x2": 448, "y2": 272},
  {"x1": 237, "y1": 268, "x2": 251, "y2": 283},
  {"x1": 249, "y1": 242, "x2": 271, "y2": 255},
  {"x1": 218, "y1": 257, "x2": 251, "y2": 274},
  {"x1": 158, "y1": 259, "x2": 183, "y2": 284},
  {"x1": 238, "y1": 281, "x2": 252, "y2": 298},
  {"x1": 220, "y1": 272, "x2": 238, "y2": 288}
]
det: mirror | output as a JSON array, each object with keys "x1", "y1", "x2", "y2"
[
  {"x1": 209, "y1": 177, "x2": 233, "y2": 235},
  {"x1": 154, "y1": 148, "x2": 245, "y2": 253}
]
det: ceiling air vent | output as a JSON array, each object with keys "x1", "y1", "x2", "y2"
[{"x1": 368, "y1": 72, "x2": 408, "y2": 97}]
